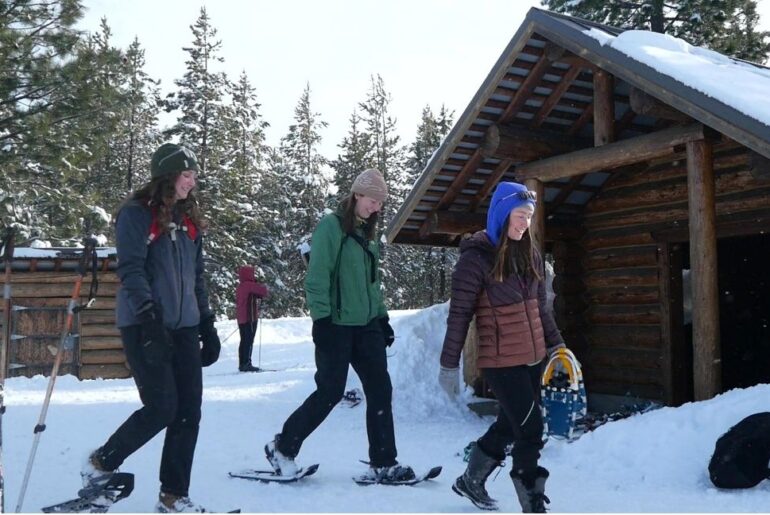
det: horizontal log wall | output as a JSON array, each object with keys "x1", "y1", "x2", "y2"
[
  {"x1": 0, "y1": 269, "x2": 128, "y2": 379},
  {"x1": 578, "y1": 145, "x2": 769, "y2": 402}
]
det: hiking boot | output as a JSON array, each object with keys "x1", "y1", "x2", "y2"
[
  {"x1": 239, "y1": 363, "x2": 261, "y2": 372},
  {"x1": 265, "y1": 434, "x2": 299, "y2": 476},
  {"x1": 80, "y1": 449, "x2": 116, "y2": 490},
  {"x1": 363, "y1": 463, "x2": 416, "y2": 483},
  {"x1": 452, "y1": 443, "x2": 500, "y2": 510},
  {"x1": 511, "y1": 466, "x2": 550, "y2": 513},
  {"x1": 156, "y1": 492, "x2": 207, "y2": 513}
]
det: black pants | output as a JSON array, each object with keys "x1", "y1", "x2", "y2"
[
  {"x1": 238, "y1": 321, "x2": 257, "y2": 367},
  {"x1": 278, "y1": 319, "x2": 397, "y2": 467},
  {"x1": 478, "y1": 362, "x2": 544, "y2": 475},
  {"x1": 97, "y1": 325, "x2": 202, "y2": 497}
]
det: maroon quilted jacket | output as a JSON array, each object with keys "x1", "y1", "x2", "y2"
[{"x1": 440, "y1": 231, "x2": 564, "y2": 369}]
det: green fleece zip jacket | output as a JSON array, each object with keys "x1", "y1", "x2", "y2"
[{"x1": 304, "y1": 211, "x2": 387, "y2": 325}]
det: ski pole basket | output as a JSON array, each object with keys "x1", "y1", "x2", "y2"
[{"x1": 541, "y1": 347, "x2": 587, "y2": 441}]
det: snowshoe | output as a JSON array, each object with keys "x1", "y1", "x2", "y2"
[
  {"x1": 42, "y1": 472, "x2": 134, "y2": 513},
  {"x1": 354, "y1": 464, "x2": 442, "y2": 486},
  {"x1": 229, "y1": 463, "x2": 319, "y2": 483},
  {"x1": 541, "y1": 348, "x2": 587, "y2": 441},
  {"x1": 340, "y1": 388, "x2": 363, "y2": 408}
]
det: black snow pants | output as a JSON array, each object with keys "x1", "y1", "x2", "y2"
[
  {"x1": 278, "y1": 318, "x2": 397, "y2": 467},
  {"x1": 97, "y1": 324, "x2": 202, "y2": 497},
  {"x1": 238, "y1": 321, "x2": 257, "y2": 367},
  {"x1": 477, "y1": 361, "x2": 545, "y2": 475}
]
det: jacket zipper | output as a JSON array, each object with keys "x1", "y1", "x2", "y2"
[{"x1": 170, "y1": 227, "x2": 184, "y2": 329}]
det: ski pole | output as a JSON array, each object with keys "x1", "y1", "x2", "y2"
[
  {"x1": 15, "y1": 238, "x2": 98, "y2": 513},
  {"x1": 257, "y1": 298, "x2": 263, "y2": 369},
  {"x1": 0, "y1": 227, "x2": 15, "y2": 514}
]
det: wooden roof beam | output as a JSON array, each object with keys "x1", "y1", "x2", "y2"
[
  {"x1": 481, "y1": 123, "x2": 590, "y2": 161},
  {"x1": 532, "y1": 65, "x2": 584, "y2": 128},
  {"x1": 500, "y1": 43, "x2": 564, "y2": 124},
  {"x1": 418, "y1": 149, "x2": 484, "y2": 238},
  {"x1": 515, "y1": 123, "x2": 706, "y2": 182}
]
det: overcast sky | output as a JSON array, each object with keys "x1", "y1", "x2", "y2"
[{"x1": 77, "y1": 0, "x2": 770, "y2": 160}]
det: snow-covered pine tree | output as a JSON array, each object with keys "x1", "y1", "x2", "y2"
[
  {"x1": 0, "y1": 0, "x2": 88, "y2": 240},
  {"x1": 164, "y1": 7, "x2": 234, "y2": 314},
  {"x1": 253, "y1": 147, "x2": 295, "y2": 317},
  {"x1": 115, "y1": 38, "x2": 163, "y2": 195},
  {"x1": 19, "y1": 17, "x2": 126, "y2": 244},
  {"x1": 542, "y1": 0, "x2": 770, "y2": 62},
  {"x1": 275, "y1": 83, "x2": 330, "y2": 315},
  {"x1": 401, "y1": 104, "x2": 456, "y2": 307},
  {"x1": 357, "y1": 75, "x2": 415, "y2": 308},
  {"x1": 207, "y1": 71, "x2": 271, "y2": 317},
  {"x1": 330, "y1": 108, "x2": 374, "y2": 206}
]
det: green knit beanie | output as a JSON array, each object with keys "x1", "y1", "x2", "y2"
[{"x1": 150, "y1": 143, "x2": 199, "y2": 179}]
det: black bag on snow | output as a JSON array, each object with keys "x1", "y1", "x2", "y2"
[{"x1": 708, "y1": 412, "x2": 770, "y2": 489}]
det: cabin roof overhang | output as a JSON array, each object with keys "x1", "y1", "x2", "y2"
[{"x1": 386, "y1": 8, "x2": 770, "y2": 247}]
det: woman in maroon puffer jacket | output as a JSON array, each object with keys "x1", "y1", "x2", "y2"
[{"x1": 439, "y1": 181, "x2": 565, "y2": 513}]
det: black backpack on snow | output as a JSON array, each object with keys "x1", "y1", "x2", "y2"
[{"x1": 708, "y1": 412, "x2": 770, "y2": 489}]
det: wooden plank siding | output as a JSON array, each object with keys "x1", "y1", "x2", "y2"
[
  {"x1": 572, "y1": 146, "x2": 769, "y2": 401},
  {"x1": 0, "y1": 269, "x2": 129, "y2": 379}
]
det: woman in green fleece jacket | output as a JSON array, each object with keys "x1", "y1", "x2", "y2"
[{"x1": 264, "y1": 168, "x2": 416, "y2": 483}]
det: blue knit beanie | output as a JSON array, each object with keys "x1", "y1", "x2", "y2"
[{"x1": 485, "y1": 182, "x2": 537, "y2": 246}]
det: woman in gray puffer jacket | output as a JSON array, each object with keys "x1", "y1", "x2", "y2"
[{"x1": 439, "y1": 181, "x2": 565, "y2": 513}]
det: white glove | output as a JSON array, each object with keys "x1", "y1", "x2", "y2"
[{"x1": 438, "y1": 366, "x2": 460, "y2": 397}]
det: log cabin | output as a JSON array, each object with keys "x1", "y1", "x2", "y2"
[
  {"x1": 0, "y1": 247, "x2": 130, "y2": 380},
  {"x1": 386, "y1": 8, "x2": 770, "y2": 407}
]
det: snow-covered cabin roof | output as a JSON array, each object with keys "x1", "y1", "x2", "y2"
[
  {"x1": 7, "y1": 247, "x2": 117, "y2": 272},
  {"x1": 386, "y1": 8, "x2": 770, "y2": 247}
]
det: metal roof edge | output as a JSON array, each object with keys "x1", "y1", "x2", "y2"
[{"x1": 384, "y1": 8, "x2": 541, "y2": 243}]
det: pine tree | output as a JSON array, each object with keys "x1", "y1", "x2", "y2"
[
  {"x1": 276, "y1": 83, "x2": 330, "y2": 315},
  {"x1": 0, "y1": 0, "x2": 85, "y2": 239},
  {"x1": 400, "y1": 104, "x2": 457, "y2": 307},
  {"x1": 207, "y1": 70, "x2": 271, "y2": 317},
  {"x1": 165, "y1": 7, "x2": 235, "y2": 314},
  {"x1": 118, "y1": 38, "x2": 163, "y2": 194},
  {"x1": 330, "y1": 108, "x2": 373, "y2": 203},
  {"x1": 542, "y1": 0, "x2": 770, "y2": 62}
]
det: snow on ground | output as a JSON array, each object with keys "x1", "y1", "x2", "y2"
[{"x1": 4, "y1": 303, "x2": 770, "y2": 512}]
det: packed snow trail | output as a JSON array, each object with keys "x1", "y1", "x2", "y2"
[{"x1": 4, "y1": 304, "x2": 770, "y2": 512}]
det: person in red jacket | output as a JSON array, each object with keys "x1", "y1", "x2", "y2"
[{"x1": 235, "y1": 265, "x2": 269, "y2": 372}]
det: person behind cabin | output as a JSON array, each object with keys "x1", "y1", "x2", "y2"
[
  {"x1": 264, "y1": 168, "x2": 416, "y2": 483},
  {"x1": 80, "y1": 143, "x2": 221, "y2": 513},
  {"x1": 438, "y1": 181, "x2": 566, "y2": 513},
  {"x1": 235, "y1": 265, "x2": 269, "y2": 372}
]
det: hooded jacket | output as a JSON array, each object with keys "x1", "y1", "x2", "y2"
[
  {"x1": 304, "y1": 205, "x2": 387, "y2": 326},
  {"x1": 115, "y1": 199, "x2": 212, "y2": 329},
  {"x1": 439, "y1": 231, "x2": 564, "y2": 369},
  {"x1": 236, "y1": 266, "x2": 269, "y2": 324}
]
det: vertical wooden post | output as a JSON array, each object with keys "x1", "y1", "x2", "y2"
[
  {"x1": 686, "y1": 139, "x2": 721, "y2": 400},
  {"x1": 593, "y1": 69, "x2": 615, "y2": 146},
  {"x1": 658, "y1": 241, "x2": 688, "y2": 406},
  {"x1": 524, "y1": 178, "x2": 545, "y2": 256}
]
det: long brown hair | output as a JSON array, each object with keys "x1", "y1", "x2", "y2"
[
  {"x1": 491, "y1": 217, "x2": 542, "y2": 282},
  {"x1": 117, "y1": 172, "x2": 207, "y2": 233},
  {"x1": 339, "y1": 193, "x2": 378, "y2": 240}
]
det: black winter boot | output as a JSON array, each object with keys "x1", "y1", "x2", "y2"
[
  {"x1": 511, "y1": 466, "x2": 550, "y2": 513},
  {"x1": 452, "y1": 444, "x2": 501, "y2": 511},
  {"x1": 239, "y1": 362, "x2": 260, "y2": 372}
]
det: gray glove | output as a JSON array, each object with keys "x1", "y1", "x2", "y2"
[{"x1": 438, "y1": 366, "x2": 460, "y2": 396}]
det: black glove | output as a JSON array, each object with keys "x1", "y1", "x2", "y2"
[
  {"x1": 137, "y1": 305, "x2": 172, "y2": 366},
  {"x1": 379, "y1": 316, "x2": 395, "y2": 347},
  {"x1": 311, "y1": 316, "x2": 333, "y2": 346},
  {"x1": 199, "y1": 315, "x2": 221, "y2": 367}
]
